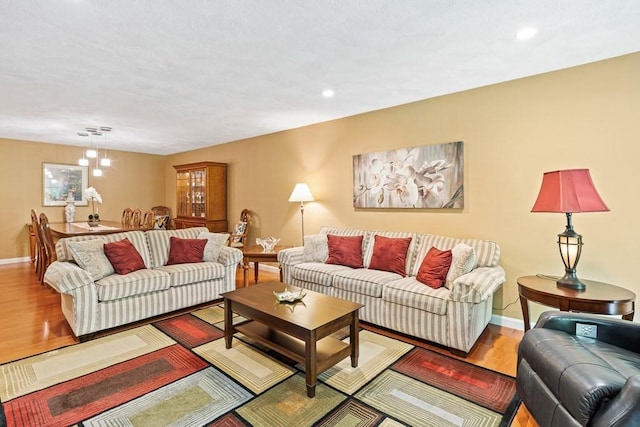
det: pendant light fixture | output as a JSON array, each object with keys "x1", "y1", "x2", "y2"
[{"x1": 77, "y1": 126, "x2": 112, "y2": 176}]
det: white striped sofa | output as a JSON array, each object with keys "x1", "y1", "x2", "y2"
[
  {"x1": 44, "y1": 227, "x2": 242, "y2": 340},
  {"x1": 278, "y1": 226, "x2": 505, "y2": 356}
]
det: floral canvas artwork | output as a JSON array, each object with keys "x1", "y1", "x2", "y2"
[{"x1": 353, "y1": 141, "x2": 464, "y2": 209}]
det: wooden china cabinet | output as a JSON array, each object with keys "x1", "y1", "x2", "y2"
[{"x1": 173, "y1": 162, "x2": 228, "y2": 232}]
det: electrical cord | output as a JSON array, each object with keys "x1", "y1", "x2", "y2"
[{"x1": 494, "y1": 296, "x2": 520, "y2": 311}]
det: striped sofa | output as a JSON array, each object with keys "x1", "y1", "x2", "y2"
[
  {"x1": 44, "y1": 227, "x2": 242, "y2": 340},
  {"x1": 278, "y1": 226, "x2": 505, "y2": 356}
]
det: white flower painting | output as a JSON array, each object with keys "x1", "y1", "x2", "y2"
[{"x1": 353, "y1": 141, "x2": 464, "y2": 208}]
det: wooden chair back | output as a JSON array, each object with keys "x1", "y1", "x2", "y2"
[
  {"x1": 141, "y1": 210, "x2": 155, "y2": 229},
  {"x1": 131, "y1": 209, "x2": 142, "y2": 227},
  {"x1": 228, "y1": 209, "x2": 252, "y2": 248},
  {"x1": 38, "y1": 212, "x2": 57, "y2": 281},
  {"x1": 30, "y1": 210, "x2": 45, "y2": 282},
  {"x1": 151, "y1": 206, "x2": 172, "y2": 229},
  {"x1": 121, "y1": 208, "x2": 133, "y2": 225}
]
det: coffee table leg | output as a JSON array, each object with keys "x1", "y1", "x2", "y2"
[
  {"x1": 520, "y1": 296, "x2": 531, "y2": 332},
  {"x1": 350, "y1": 312, "x2": 359, "y2": 368},
  {"x1": 305, "y1": 334, "x2": 317, "y2": 398},
  {"x1": 224, "y1": 298, "x2": 233, "y2": 349}
]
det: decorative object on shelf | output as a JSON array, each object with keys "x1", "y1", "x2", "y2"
[
  {"x1": 256, "y1": 236, "x2": 280, "y2": 252},
  {"x1": 64, "y1": 192, "x2": 76, "y2": 223},
  {"x1": 288, "y1": 183, "x2": 314, "y2": 245},
  {"x1": 85, "y1": 186, "x2": 103, "y2": 226},
  {"x1": 353, "y1": 141, "x2": 464, "y2": 209},
  {"x1": 77, "y1": 127, "x2": 112, "y2": 177},
  {"x1": 273, "y1": 287, "x2": 306, "y2": 303},
  {"x1": 531, "y1": 169, "x2": 609, "y2": 290}
]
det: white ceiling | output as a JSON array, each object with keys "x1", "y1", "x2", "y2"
[{"x1": 1, "y1": 1, "x2": 639, "y2": 155}]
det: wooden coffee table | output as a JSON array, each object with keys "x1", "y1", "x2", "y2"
[
  {"x1": 241, "y1": 245, "x2": 292, "y2": 287},
  {"x1": 221, "y1": 281, "x2": 363, "y2": 397}
]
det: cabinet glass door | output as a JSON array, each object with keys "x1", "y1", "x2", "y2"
[
  {"x1": 190, "y1": 169, "x2": 206, "y2": 218},
  {"x1": 176, "y1": 171, "x2": 190, "y2": 217}
]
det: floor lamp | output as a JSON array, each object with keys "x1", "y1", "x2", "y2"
[{"x1": 289, "y1": 183, "x2": 314, "y2": 245}]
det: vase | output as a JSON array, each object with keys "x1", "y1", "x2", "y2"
[{"x1": 64, "y1": 200, "x2": 76, "y2": 223}]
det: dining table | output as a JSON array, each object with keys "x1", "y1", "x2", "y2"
[{"x1": 48, "y1": 221, "x2": 152, "y2": 240}]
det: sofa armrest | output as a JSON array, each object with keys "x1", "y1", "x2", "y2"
[
  {"x1": 592, "y1": 375, "x2": 640, "y2": 427},
  {"x1": 449, "y1": 266, "x2": 506, "y2": 303},
  {"x1": 534, "y1": 311, "x2": 640, "y2": 354},
  {"x1": 277, "y1": 247, "x2": 304, "y2": 266},
  {"x1": 217, "y1": 246, "x2": 243, "y2": 266},
  {"x1": 43, "y1": 261, "x2": 94, "y2": 294}
]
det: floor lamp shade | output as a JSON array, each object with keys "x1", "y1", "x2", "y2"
[
  {"x1": 531, "y1": 169, "x2": 609, "y2": 290},
  {"x1": 289, "y1": 183, "x2": 314, "y2": 245}
]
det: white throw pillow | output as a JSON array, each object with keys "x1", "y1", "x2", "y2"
[
  {"x1": 302, "y1": 234, "x2": 329, "y2": 263},
  {"x1": 198, "y1": 232, "x2": 230, "y2": 262},
  {"x1": 445, "y1": 243, "x2": 476, "y2": 288},
  {"x1": 67, "y1": 238, "x2": 115, "y2": 281}
]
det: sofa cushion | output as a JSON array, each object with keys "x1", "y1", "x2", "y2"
[
  {"x1": 66, "y1": 238, "x2": 115, "y2": 281},
  {"x1": 55, "y1": 230, "x2": 152, "y2": 268},
  {"x1": 332, "y1": 268, "x2": 401, "y2": 298},
  {"x1": 198, "y1": 232, "x2": 230, "y2": 262},
  {"x1": 290, "y1": 262, "x2": 352, "y2": 287},
  {"x1": 362, "y1": 231, "x2": 417, "y2": 270},
  {"x1": 409, "y1": 233, "x2": 500, "y2": 276},
  {"x1": 416, "y1": 247, "x2": 452, "y2": 289},
  {"x1": 104, "y1": 238, "x2": 147, "y2": 275},
  {"x1": 382, "y1": 277, "x2": 449, "y2": 315},
  {"x1": 369, "y1": 235, "x2": 413, "y2": 276},
  {"x1": 446, "y1": 243, "x2": 476, "y2": 288},
  {"x1": 302, "y1": 234, "x2": 329, "y2": 263},
  {"x1": 166, "y1": 237, "x2": 207, "y2": 265},
  {"x1": 95, "y1": 268, "x2": 171, "y2": 302},
  {"x1": 156, "y1": 262, "x2": 226, "y2": 287},
  {"x1": 326, "y1": 235, "x2": 364, "y2": 268},
  {"x1": 146, "y1": 227, "x2": 210, "y2": 268}
]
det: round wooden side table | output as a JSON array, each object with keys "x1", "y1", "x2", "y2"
[
  {"x1": 517, "y1": 275, "x2": 636, "y2": 331},
  {"x1": 241, "y1": 245, "x2": 292, "y2": 287}
]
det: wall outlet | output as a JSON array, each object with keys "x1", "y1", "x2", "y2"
[{"x1": 576, "y1": 323, "x2": 597, "y2": 339}]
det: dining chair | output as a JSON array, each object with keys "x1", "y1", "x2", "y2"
[
  {"x1": 121, "y1": 208, "x2": 133, "y2": 226},
  {"x1": 151, "y1": 205, "x2": 172, "y2": 229},
  {"x1": 131, "y1": 208, "x2": 142, "y2": 227},
  {"x1": 228, "y1": 209, "x2": 252, "y2": 248},
  {"x1": 38, "y1": 212, "x2": 57, "y2": 283},
  {"x1": 30, "y1": 209, "x2": 45, "y2": 282},
  {"x1": 141, "y1": 210, "x2": 155, "y2": 229}
]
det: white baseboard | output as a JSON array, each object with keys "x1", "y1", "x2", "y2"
[
  {"x1": 490, "y1": 313, "x2": 527, "y2": 331},
  {"x1": 0, "y1": 257, "x2": 31, "y2": 265}
]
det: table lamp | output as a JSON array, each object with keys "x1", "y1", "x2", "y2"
[
  {"x1": 531, "y1": 169, "x2": 609, "y2": 290},
  {"x1": 289, "y1": 183, "x2": 314, "y2": 245}
]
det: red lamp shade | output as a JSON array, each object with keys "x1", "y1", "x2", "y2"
[{"x1": 531, "y1": 169, "x2": 609, "y2": 213}]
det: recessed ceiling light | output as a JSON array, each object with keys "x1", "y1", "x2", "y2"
[
  {"x1": 322, "y1": 89, "x2": 335, "y2": 98},
  {"x1": 515, "y1": 27, "x2": 537, "y2": 40}
]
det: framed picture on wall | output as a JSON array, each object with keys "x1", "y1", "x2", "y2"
[
  {"x1": 353, "y1": 141, "x2": 464, "y2": 209},
  {"x1": 42, "y1": 162, "x2": 89, "y2": 206}
]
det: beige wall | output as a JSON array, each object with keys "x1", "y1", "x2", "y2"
[
  {"x1": 0, "y1": 138, "x2": 166, "y2": 260},
  {"x1": 2, "y1": 53, "x2": 638, "y2": 323}
]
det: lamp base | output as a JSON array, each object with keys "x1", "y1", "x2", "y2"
[{"x1": 556, "y1": 270, "x2": 586, "y2": 291}]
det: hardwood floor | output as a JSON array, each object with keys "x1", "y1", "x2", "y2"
[{"x1": 0, "y1": 261, "x2": 538, "y2": 426}]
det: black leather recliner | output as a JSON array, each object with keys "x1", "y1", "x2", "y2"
[{"x1": 517, "y1": 311, "x2": 640, "y2": 427}]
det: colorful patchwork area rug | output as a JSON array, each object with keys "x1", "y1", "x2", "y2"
[{"x1": 0, "y1": 304, "x2": 520, "y2": 426}]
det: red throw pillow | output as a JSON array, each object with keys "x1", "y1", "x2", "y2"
[
  {"x1": 166, "y1": 237, "x2": 207, "y2": 265},
  {"x1": 326, "y1": 235, "x2": 364, "y2": 268},
  {"x1": 416, "y1": 247, "x2": 453, "y2": 289},
  {"x1": 103, "y1": 238, "x2": 146, "y2": 275},
  {"x1": 368, "y1": 235, "x2": 412, "y2": 276}
]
